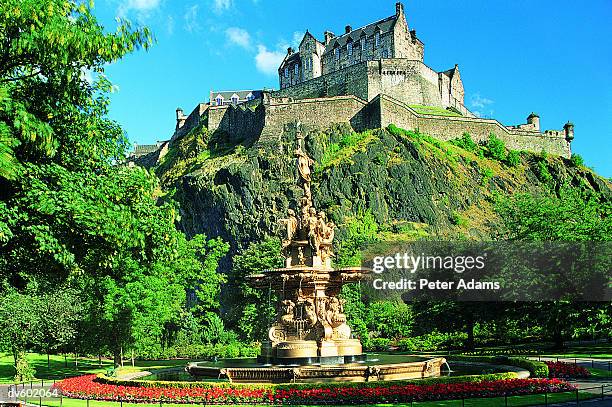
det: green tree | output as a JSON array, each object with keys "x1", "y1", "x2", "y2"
[
  {"x1": 0, "y1": 0, "x2": 229, "y2": 365},
  {"x1": 495, "y1": 187, "x2": 611, "y2": 348},
  {"x1": 229, "y1": 237, "x2": 283, "y2": 342}
]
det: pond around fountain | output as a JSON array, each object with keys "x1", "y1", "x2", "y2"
[{"x1": 140, "y1": 354, "x2": 507, "y2": 383}]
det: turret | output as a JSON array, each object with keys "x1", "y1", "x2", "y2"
[
  {"x1": 527, "y1": 112, "x2": 540, "y2": 131},
  {"x1": 564, "y1": 121, "x2": 574, "y2": 142},
  {"x1": 176, "y1": 107, "x2": 186, "y2": 129},
  {"x1": 324, "y1": 31, "x2": 335, "y2": 45}
]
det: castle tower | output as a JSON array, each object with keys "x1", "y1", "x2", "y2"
[
  {"x1": 527, "y1": 112, "x2": 540, "y2": 131},
  {"x1": 564, "y1": 122, "x2": 575, "y2": 141}
]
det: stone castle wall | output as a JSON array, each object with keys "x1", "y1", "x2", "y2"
[
  {"x1": 273, "y1": 60, "x2": 473, "y2": 117},
  {"x1": 171, "y1": 94, "x2": 571, "y2": 158},
  {"x1": 376, "y1": 95, "x2": 571, "y2": 157}
]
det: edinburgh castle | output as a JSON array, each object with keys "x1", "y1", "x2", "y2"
[{"x1": 133, "y1": 2, "x2": 575, "y2": 161}]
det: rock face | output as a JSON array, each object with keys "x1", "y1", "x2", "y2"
[{"x1": 153, "y1": 122, "x2": 610, "y2": 271}]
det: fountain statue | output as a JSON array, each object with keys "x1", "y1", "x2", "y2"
[
  {"x1": 185, "y1": 123, "x2": 446, "y2": 382},
  {"x1": 249, "y1": 124, "x2": 366, "y2": 364}
]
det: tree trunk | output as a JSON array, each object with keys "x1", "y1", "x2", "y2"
[
  {"x1": 113, "y1": 348, "x2": 122, "y2": 368},
  {"x1": 64, "y1": 353, "x2": 67, "y2": 368},
  {"x1": 131, "y1": 349, "x2": 134, "y2": 367},
  {"x1": 47, "y1": 352, "x2": 50, "y2": 369},
  {"x1": 120, "y1": 346, "x2": 124, "y2": 367},
  {"x1": 465, "y1": 320, "x2": 475, "y2": 350},
  {"x1": 553, "y1": 328, "x2": 564, "y2": 350}
]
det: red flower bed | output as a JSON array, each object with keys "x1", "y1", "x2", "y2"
[
  {"x1": 52, "y1": 374, "x2": 575, "y2": 404},
  {"x1": 546, "y1": 361, "x2": 591, "y2": 379}
]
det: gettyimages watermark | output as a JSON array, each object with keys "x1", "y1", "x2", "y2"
[{"x1": 361, "y1": 241, "x2": 611, "y2": 302}]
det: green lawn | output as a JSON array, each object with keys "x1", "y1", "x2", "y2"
[
  {"x1": 20, "y1": 391, "x2": 600, "y2": 407},
  {"x1": 588, "y1": 367, "x2": 612, "y2": 378},
  {"x1": 0, "y1": 353, "x2": 192, "y2": 384}
]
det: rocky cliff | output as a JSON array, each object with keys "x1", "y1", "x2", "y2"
[{"x1": 146, "y1": 122, "x2": 610, "y2": 270}]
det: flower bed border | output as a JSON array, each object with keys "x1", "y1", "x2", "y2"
[{"x1": 53, "y1": 374, "x2": 576, "y2": 405}]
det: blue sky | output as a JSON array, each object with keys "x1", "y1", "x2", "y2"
[{"x1": 95, "y1": 0, "x2": 612, "y2": 177}]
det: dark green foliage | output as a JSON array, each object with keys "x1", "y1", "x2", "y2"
[
  {"x1": 450, "y1": 132, "x2": 479, "y2": 153},
  {"x1": 448, "y1": 356, "x2": 549, "y2": 378},
  {"x1": 571, "y1": 153, "x2": 584, "y2": 167},
  {"x1": 506, "y1": 150, "x2": 521, "y2": 167},
  {"x1": 398, "y1": 331, "x2": 467, "y2": 352},
  {"x1": 485, "y1": 133, "x2": 507, "y2": 161},
  {"x1": 228, "y1": 237, "x2": 283, "y2": 342}
]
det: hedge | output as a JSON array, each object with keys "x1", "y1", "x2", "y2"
[{"x1": 447, "y1": 355, "x2": 549, "y2": 378}]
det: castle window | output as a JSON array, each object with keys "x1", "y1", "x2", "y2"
[
  {"x1": 361, "y1": 37, "x2": 366, "y2": 52},
  {"x1": 246, "y1": 93, "x2": 254, "y2": 101},
  {"x1": 347, "y1": 41, "x2": 353, "y2": 57},
  {"x1": 334, "y1": 47, "x2": 340, "y2": 61},
  {"x1": 231, "y1": 94, "x2": 239, "y2": 104},
  {"x1": 216, "y1": 97, "x2": 223, "y2": 106},
  {"x1": 284, "y1": 67, "x2": 289, "y2": 78},
  {"x1": 375, "y1": 31, "x2": 380, "y2": 47},
  {"x1": 294, "y1": 64, "x2": 299, "y2": 76},
  {"x1": 382, "y1": 49, "x2": 388, "y2": 58}
]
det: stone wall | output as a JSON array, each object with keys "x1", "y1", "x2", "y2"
[
  {"x1": 172, "y1": 93, "x2": 571, "y2": 159},
  {"x1": 206, "y1": 102, "x2": 266, "y2": 145},
  {"x1": 377, "y1": 95, "x2": 571, "y2": 157},
  {"x1": 259, "y1": 95, "x2": 373, "y2": 145}
]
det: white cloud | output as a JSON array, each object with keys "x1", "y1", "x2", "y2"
[
  {"x1": 469, "y1": 93, "x2": 494, "y2": 118},
  {"x1": 184, "y1": 5, "x2": 199, "y2": 33},
  {"x1": 255, "y1": 45, "x2": 284, "y2": 76},
  {"x1": 213, "y1": 0, "x2": 231, "y2": 12},
  {"x1": 226, "y1": 27, "x2": 251, "y2": 49},
  {"x1": 117, "y1": 0, "x2": 161, "y2": 17},
  {"x1": 166, "y1": 15, "x2": 175, "y2": 35},
  {"x1": 292, "y1": 31, "x2": 304, "y2": 48}
]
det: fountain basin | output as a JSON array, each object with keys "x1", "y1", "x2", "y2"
[{"x1": 185, "y1": 355, "x2": 446, "y2": 383}]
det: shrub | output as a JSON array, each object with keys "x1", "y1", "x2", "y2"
[
  {"x1": 506, "y1": 150, "x2": 521, "y2": 167},
  {"x1": 450, "y1": 211, "x2": 468, "y2": 226},
  {"x1": 536, "y1": 160, "x2": 552, "y2": 183},
  {"x1": 397, "y1": 332, "x2": 467, "y2": 352},
  {"x1": 450, "y1": 132, "x2": 479, "y2": 153},
  {"x1": 449, "y1": 356, "x2": 549, "y2": 378},
  {"x1": 546, "y1": 361, "x2": 591, "y2": 379},
  {"x1": 570, "y1": 153, "x2": 584, "y2": 167},
  {"x1": 366, "y1": 337, "x2": 391, "y2": 351},
  {"x1": 485, "y1": 133, "x2": 507, "y2": 161},
  {"x1": 14, "y1": 352, "x2": 36, "y2": 382}
]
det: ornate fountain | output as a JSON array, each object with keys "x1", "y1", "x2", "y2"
[
  {"x1": 186, "y1": 124, "x2": 446, "y2": 383},
  {"x1": 249, "y1": 127, "x2": 366, "y2": 365}
]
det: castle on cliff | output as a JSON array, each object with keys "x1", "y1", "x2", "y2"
[{"x1": 131, "y1": 2, "x2": 574, "y2": 162}]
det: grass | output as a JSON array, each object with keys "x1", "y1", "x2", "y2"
[
  {"x1": 588, "y1": 367, "x2": 612, "y2": 378},
  {"x1": 0, "y1": 353, "x2": 191, "y2": 384},
  {"x1": 409, "y1": 105, "x2": 463, "y2": 117},
  {"x1": 17, "y1": 392, "x2": 601, "y2": 407},
  {"x1": 315, "y1": 131, "x2": 377, "y2": 173}
]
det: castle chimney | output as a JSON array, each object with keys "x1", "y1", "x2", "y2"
[
  {"x1": 345, "y1": 25, "x2": 352, "y2": 34},
  {"x1": 396, "y1": 2, "x2": 405, "y2": 17},
  {"x1": 287, "y1": 47, "x2": 294, "y2": 55},
  {"x1": 564, "y1": 121, "x2": 575, "y2": 141},
  {"x1": 526, "y1": 112, "x2": 540, "y2": 131},
  {"x1": 324, "y1": 31, "x2": 335, "y2": 45}
]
